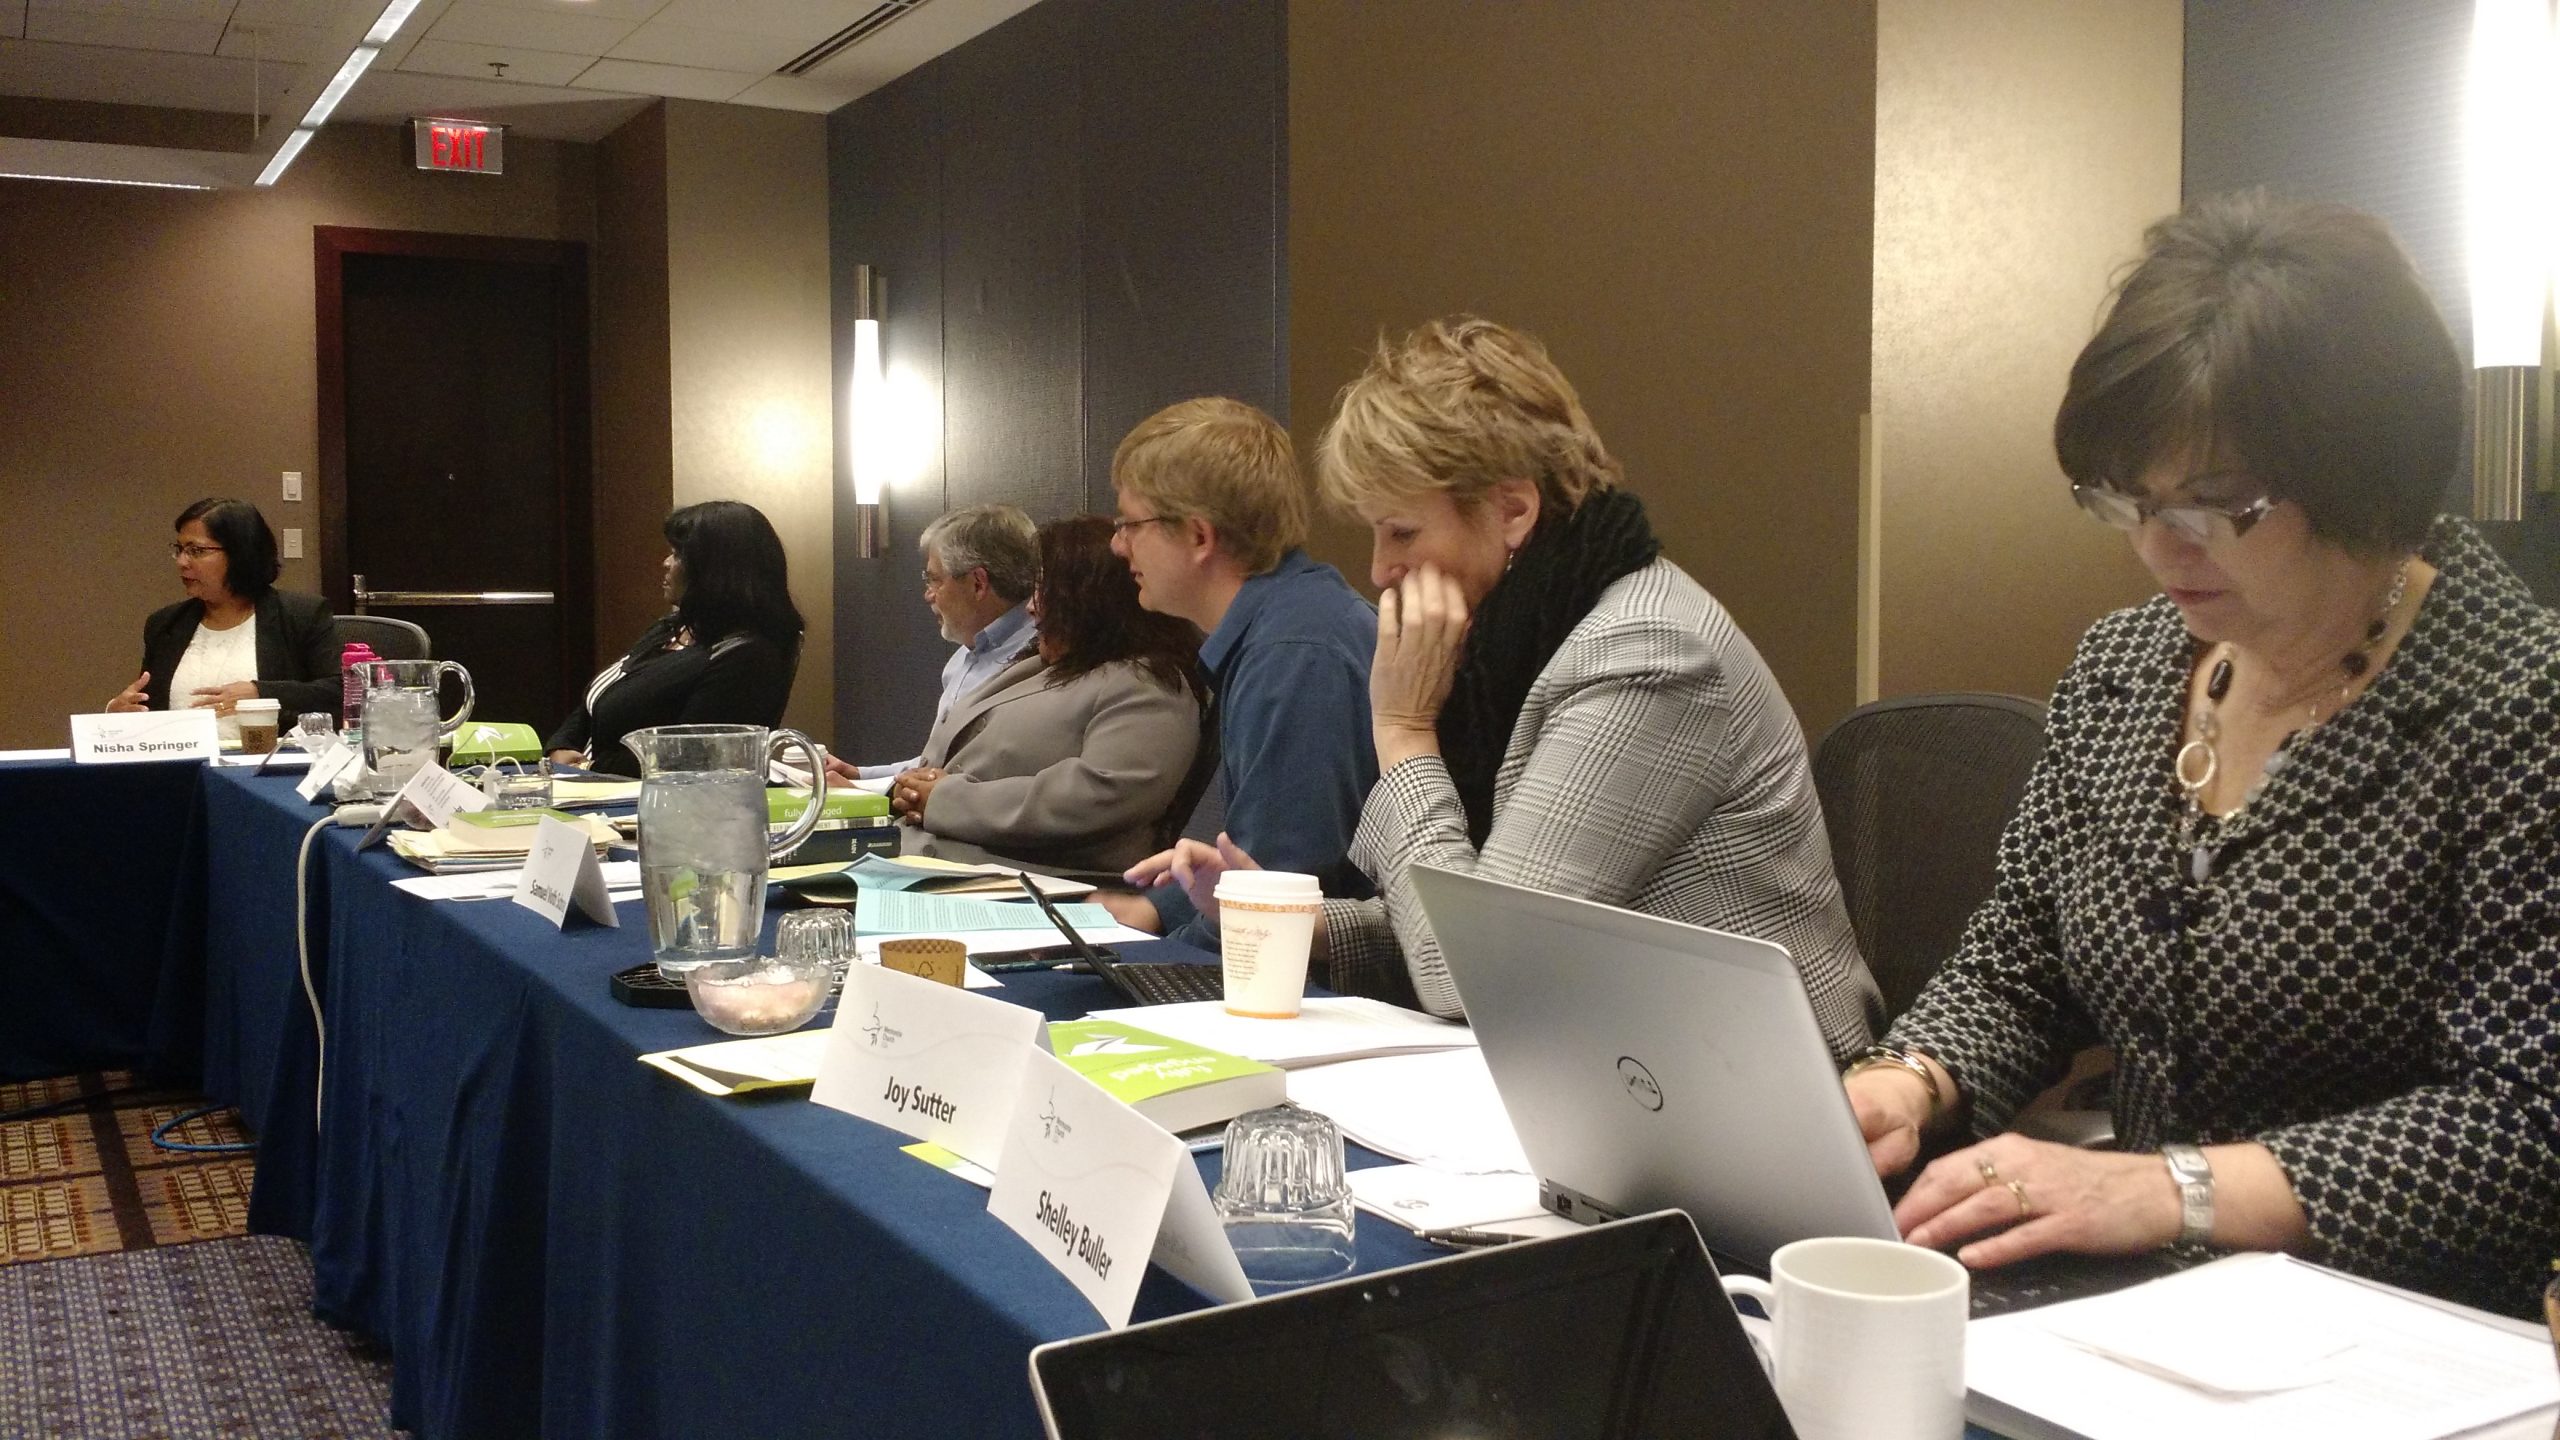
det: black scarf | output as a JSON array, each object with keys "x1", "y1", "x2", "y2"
[{"x1": 1438, "y1": 487, "x2": 1661, "y2": 845}]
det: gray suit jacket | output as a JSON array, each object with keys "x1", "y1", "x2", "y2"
[{"x1": 913, "y1": 653, "x2": 1205, "y2": 874}]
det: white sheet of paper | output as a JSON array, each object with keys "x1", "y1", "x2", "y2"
[
  {"x1": 213, "y1": 749, "x2": 312, "y2": 768},
  {"x1": 986, "y1": 1047, "x2": 1187, "y2": 1329},
  {"x1": 69, "y1": 708, "x2": 218, "y2": 765},
  {"x1": 856, "y1": 889, "x2": 1119, "y2": 934},
  {"x1": 1348, "y1": 1164, "x2": 1546, "y2": 1234},
  {"x1": 394, "y1": 760, "x2": 490, "y2": 830},
  {"x1": 391, "y1": 860, "x2": 642, "y2": 902},
  {"x1": 639, "y1": 1030, "x2": 834, "y2": 1096},
  {"x1": 1085, "y1": 997, "x2": 1480, "y2": 1069},
  {"x1": 296, "y1": 737, "x2": 357, "y2": 800},
  {"x1": 810, "y1": 963, "x2": 1047, "y2": 1169},
  {"x1": 0, "y1": 747, "x2": 74, "y2": 761},
  {"x1": 1966, "y1": 1253, "x2": 2560, "y2": 1440},
  {"x1": 509, "y1": 815, "x2": 620, "y2": 929},
  {"x1": 1282, "y1": 1048, "x2": 1529, "y2": 1173}
]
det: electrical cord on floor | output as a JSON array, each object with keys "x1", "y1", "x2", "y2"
[
  {"x1": 301, "y1": 802, "x2": 386, "y2": 1133},
  {"x1": 149, "y1": 1103, "x2": 256, "y2": 1154}
]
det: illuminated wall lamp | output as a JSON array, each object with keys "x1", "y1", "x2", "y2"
[
  {"x1": 2464, "y1": 0, "x2": 2554, "y2": 520},
  {"x1": 850, "y1": 263, "x2": 888, "y2": 558}
]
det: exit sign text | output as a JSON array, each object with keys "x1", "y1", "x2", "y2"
[{"x1": 410, "y1": 118, "x2": 505, "y2": 176}]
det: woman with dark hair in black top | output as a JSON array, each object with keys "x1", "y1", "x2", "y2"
[
  {"x1": 106, "y1": 497, "x2": 340, "y2": 737},
  {"x1": 547, "y1": 500, "x2": 803, "y2": 777}
]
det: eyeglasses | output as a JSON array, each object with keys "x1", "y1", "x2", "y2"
[
  {"x1": 2071, "y1": 485, "x2": 2277, "y2": 545},
  {"x1": 1110, "y1": 515, "x2": 1180, "y2": 538},
  {"x1": 170, "y1": 542, "x2": 226, "y2": 560}
]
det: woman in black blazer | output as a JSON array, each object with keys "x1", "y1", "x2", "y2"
[
  {"x1": 547, "y1": 500, "x2": 801, "y2": 777},
  {"x1": 106, "y1": 498, "x2": 340, "y2": 726}
]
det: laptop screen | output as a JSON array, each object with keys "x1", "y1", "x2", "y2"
[{"x1": 1030, "y1": 1211, "x2": 1793, "y2": 1440}]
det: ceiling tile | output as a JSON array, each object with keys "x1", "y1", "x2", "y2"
[
  {"x1": 213, "y1": 22, "x2": 313, "y2": 60},
  {"x1": 0, "y1": 2, "x2": 25, "y2": 41},
  {"x1": 26, "y1": 9, "x2": 226, "y2": 53},
  {"x1": 396, "y1": 35, "x2": 584, "y2": 86},
  {"x1": 0, "y1": 33, "x2": 302, "y2": 111},
  {"x1": 34, "y1": 0, "x2": 231, "y2": 19},
  {"x1": 723, "y1": 74, "x2": 848, "y2": 114},
  {"x1": 328, "y1": 65, "x2": 653, "y2": 140},
  {"x1": 571, "y1": 55, "x2": 749, "y2": 102},
  {"x1": 228, "y1": 0, "x2": 330, "y2": 27},
  {"x1": 604, "y1": 21, "x2": 799, "y2": 74},
  {"x1": 424, "y1": 2, "x2": 636, "y2": 56},
  {"x1": 650, "y1": 0, "x2": 878, "y2": 43},
  {"x1": 456, "y1": 0, "x2": 669, "y2": 20}
]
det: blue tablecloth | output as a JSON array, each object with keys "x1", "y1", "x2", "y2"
[{"x1": 0, "y1": 754, "x2": 208, "y2": 1082}]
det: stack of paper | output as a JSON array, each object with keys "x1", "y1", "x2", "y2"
[
  {"x1": 1083, "y1": 996, "x2": 1479, "y2": 1069},
  {"x1": 387, "y1": 813, "x2": 619, "y2": 874},
  {"x1": 1280, "y1": 1047, "x2": 1528, "y2": 1172},
  {"x1": 1967, "y1": 1252, "x2": 2560, "y2": 1440}
]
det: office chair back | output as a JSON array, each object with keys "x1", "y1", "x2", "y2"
[
  {"x1": 1813, "y1": 692, "x2": 2046, "y2": 1022},
  {"x1": 336, "y1": 614, "x2": 432, "y2": 662},
  {"x1": 1160, "y1": 703, "x2": 1223, "y2": 851}
]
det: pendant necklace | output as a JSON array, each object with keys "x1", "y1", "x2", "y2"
[{"x1": 2174, "y1": 558, "x2": 2411, "y2": 884}]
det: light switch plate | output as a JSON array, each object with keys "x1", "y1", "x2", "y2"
[
  {"x1": 282, "y1": 471, "x2": 303, "y2": 501},
  {"x1": 282, "y1": 528, "x2": 304, "y2": 559}
]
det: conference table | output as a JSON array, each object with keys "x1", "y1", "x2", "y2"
[{"x1": 7, "y1": 754, "x2": 2049, "y2": 1439}]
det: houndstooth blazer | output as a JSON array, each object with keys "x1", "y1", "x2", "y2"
[
  {"x1": 1890, "y1": 516, "x2": 2560, "y2": 1317},
  {"x1": 1320, "y1": 557, "x2": 1883, "y2": 1062}
]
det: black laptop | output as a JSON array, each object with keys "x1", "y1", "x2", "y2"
[{"x1": 1027, "y1": 1210, "x2": 1794, "y2": 1440}]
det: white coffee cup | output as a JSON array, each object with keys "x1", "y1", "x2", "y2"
[
  {"x1": 1719, "y1": 1236, "x2": 1968, "y2": 1440},
  {"x1": 1213, "y1": 870, "x2": 1321, "y2": 1018},
  {"x1": 236, "y1": 697, "x2": 283, "y2": 755}
]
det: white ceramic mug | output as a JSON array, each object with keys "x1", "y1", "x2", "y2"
[
  {"x1": 1719, "y1": 1236, "x2": 1968, "y2": 1440},
  {"x1": 1213, "y1": 870, "x2": 1321, "y2": 1017}
]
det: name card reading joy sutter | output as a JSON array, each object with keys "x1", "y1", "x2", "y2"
[
  {"x1": 986, "y1": 1047, "x2": 1252, "y2": 1329},
  {"x1": 511, "y1": 814, "x2": 619, "y2": 930},
  {"x1": 69, "y1": 709, "x2": 219, "y2": 765},
  {"x1": 810, "y1": 962, "x2": 1046, "y2": 1169}
]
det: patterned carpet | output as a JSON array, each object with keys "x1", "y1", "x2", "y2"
[
  {"x1": 0, "y1": 1074, "x2": 403, "y2": 1438},
  {"x1": 0, "y1": 1073, "x2": 251, "y2": 1264}
]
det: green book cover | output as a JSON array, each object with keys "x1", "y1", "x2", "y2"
[{"x1": 1046, "y1": 1019, "x2": 1287, "y2": 1136}]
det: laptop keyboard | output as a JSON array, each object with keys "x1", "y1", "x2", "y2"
[
  {"x1": 1095, "y1": 961, "x2": 1226, "y2": 1007},
  {"x1": 1965, "y1": 1247, "x2": 2194, "y2": 1318}
]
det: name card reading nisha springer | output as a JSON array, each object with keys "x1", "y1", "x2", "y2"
[{"x1": 810, "y1": 962, "x2": 1045, "y2": 1170}]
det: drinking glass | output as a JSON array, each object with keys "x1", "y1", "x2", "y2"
[
  {"x1": 777, "y1": 909, "x2": 858, "y2": 990},
  {"x1": 1213, "y1": 1103, "x2": 1357, "y2": 1290}
]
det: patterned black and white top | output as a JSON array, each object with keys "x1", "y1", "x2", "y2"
[
  {"x1": 1320, "y1": 557, "x2": 1884, "y2": 1063},
  {"x1": 1890, "y1": 516, "x2": 2560, "y2": 1317}
]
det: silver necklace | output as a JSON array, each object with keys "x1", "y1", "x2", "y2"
[{"x1": 2174, "y1": 558, "x2": 2410, "y2": 883}]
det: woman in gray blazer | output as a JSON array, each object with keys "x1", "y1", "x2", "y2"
[{"x1": 890, "y1": 517, "x2": 1208, "y2": 875}]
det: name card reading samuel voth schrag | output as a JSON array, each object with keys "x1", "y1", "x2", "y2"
[
  {"x1": 986, "y1": 1047, "x2": 1253, "y2": 1329},
  {"x1": 70, "y1": 708, "x2": 219, "y2": 765},
  {"x1": 811, "y1": 961, "x2": 1046, "y2": 1170},
  {"x1": 511, "y1": 814, "x2": 619, "y2": 930}
]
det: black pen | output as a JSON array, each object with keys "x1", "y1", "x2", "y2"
[
  {"x1": 976, "y1": 957, "x2": 1095, "y2": 975},
  {"x1": 1418, "y1": 1226, "x2": 1527, "y2": 1250}
]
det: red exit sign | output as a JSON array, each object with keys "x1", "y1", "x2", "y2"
[{"x1": 410, "y1": 118, "x2": 505, "y2": 175}]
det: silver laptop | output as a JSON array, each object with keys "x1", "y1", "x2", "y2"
[{"x1": 1408, "y1": 865, "x2": 1896, "y2": 1266}]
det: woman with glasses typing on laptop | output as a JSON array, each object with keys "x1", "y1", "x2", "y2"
[
  {"x1": 105, "y1": 497, "x2": 340, "y2": 738},
  {"x1": 1843, "y1": 195, "x2": 2560, "y2": 1318},
  {"x1": 891, "y1": 515, "x2": 1208, "y2": 875},
  {"x1": 1126, "y1": 316, "x2": 1883, "y2": 1062}
]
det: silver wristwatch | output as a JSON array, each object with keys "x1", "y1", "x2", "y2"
[{"x1": 2161, "y1": 1143, "x2": 2214, "y2": 1247}]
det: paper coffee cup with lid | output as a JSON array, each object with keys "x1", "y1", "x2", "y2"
[{"x1": 1213, "y1": 870, "x2": 1322, "y2": 1018}]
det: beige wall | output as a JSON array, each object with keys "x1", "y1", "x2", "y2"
[
  {"x1": 662, "y1": 99, "x2": 836, "y2": 739},
  {"x1": 1286, "y1": 1, "x2": 1878, "y2": 733},
  {"x1": 0, "y1": 111, "x2": 593, "y2": 749},
  {"x1": 1870, "y1": 0, "x2": 2179, "y2": 702}
]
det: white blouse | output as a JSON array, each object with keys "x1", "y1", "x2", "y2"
[{"x1": 167, "y1": 613, "x2": 258, "y2": 745}]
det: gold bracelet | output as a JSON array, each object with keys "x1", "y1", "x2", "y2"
[{"x1": 1845, "y1": 1044, "x2": 1945, "y2": 1124}]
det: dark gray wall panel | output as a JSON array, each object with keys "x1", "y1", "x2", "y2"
[
  {"x1": 828, "y1": 0, "x2": 1287, "y2": 755},
  {"x1": 1078, "y1": 0, "x2": 1287, "y2": 511}
]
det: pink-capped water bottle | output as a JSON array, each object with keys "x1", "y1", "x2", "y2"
[{"x1": 340, "y1": 642, "x2": 376, "y2": 737}]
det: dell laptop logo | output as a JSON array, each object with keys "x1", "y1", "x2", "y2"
[{"x1": 1617, "y1": 1056, "x2": 1663, "y2": 1111}]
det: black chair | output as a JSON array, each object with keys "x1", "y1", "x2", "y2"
[
  {"x1": 1813, "y1": 692, "x2": 2046, "y2": 1021},
  {"x1": 1815, "y1": 691, "x2": 2113, "y2": 1147},
  {"x1": 335, "y1": 614, "x2": 431, "y2": 661}
]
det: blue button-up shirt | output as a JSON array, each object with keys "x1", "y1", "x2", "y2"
[
  {"x1": 858, "y1": 603, "x2": 1036, "y2": 779},
  {"x1": 1152, "y1": 550, "x2": 1379, "y2": 949}
]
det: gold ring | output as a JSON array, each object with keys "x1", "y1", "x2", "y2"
[
  {"x1": 1977, "y1": 1158, "x2": 2001, "y2": 1189},
  {"x1": 2007, "y1": 1179, "x2": 2032, "y2": 1216}
]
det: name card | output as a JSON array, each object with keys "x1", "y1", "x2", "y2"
[
  {"x1": 395, "y1": 760, "x2": 489, "y2": 829},
  {"x1": 810, "y1": 963, "x2": 1045, "y2": 1169},
  {"x1": 69, "y1": 709, "x2": 218, "y2": 765},
  {"x1": 987, "y1": 1048, "x2": 1252, "y2": 1327},
  {"x1": 296, "y1": 736, "x2": 357, "y2": 800},
  {"x1": 510, "y1": 814, "x2": 619, "y2": 929}
]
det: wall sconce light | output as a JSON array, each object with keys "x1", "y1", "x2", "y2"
[
  {"x1": 850, "y1": 263, "x2": 888, "y2": 558},
  {"x1": 2465, "y1": 0, "x2": 2553, "y2": 520}
]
